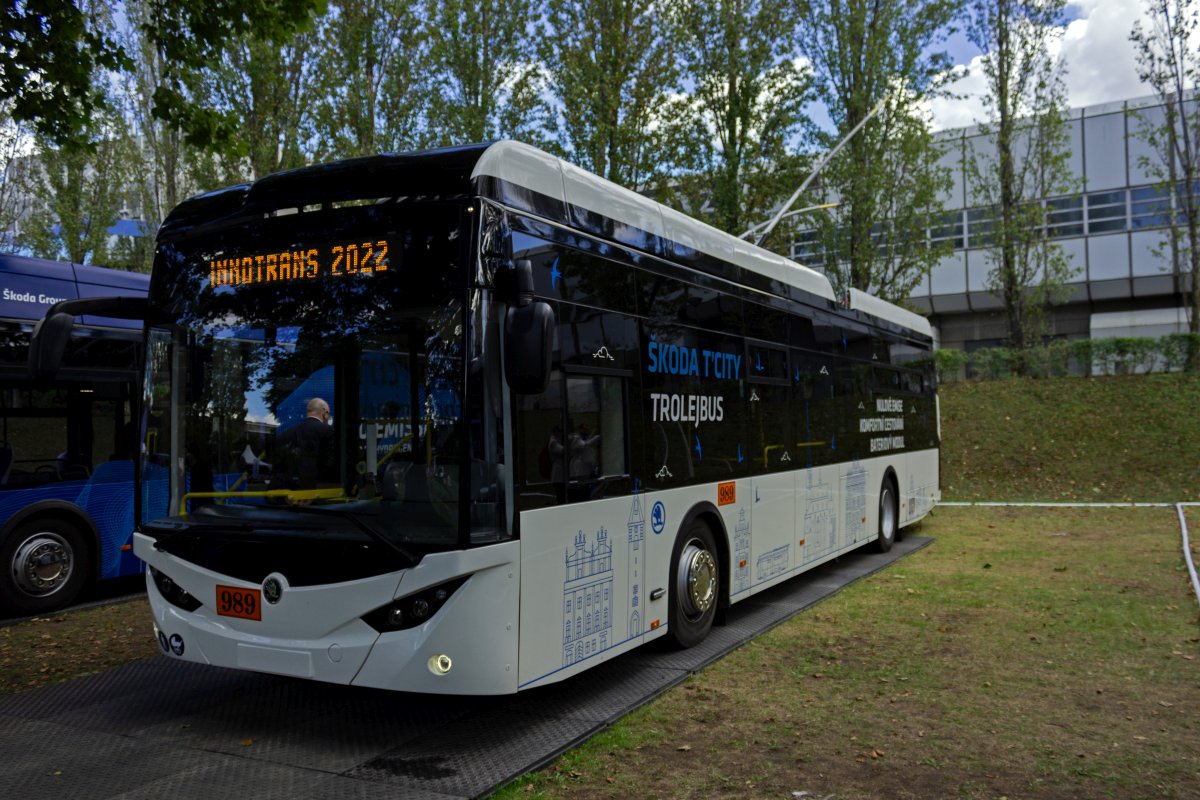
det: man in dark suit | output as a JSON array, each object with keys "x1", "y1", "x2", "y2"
[{"x1": 278, "y1": 397, "x2": 335, "y2": 490}]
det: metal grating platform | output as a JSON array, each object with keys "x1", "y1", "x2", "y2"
[{"x1": 0, "y1": 536, "x2": 931, "y2": 800}]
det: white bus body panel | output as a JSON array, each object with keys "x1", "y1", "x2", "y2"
[
  {"x1": 517, "y1": 450, "x2": 940, "y2": 690},
  {"x1": 135, "y1": 533, "x2": 522, "y2": 694}
]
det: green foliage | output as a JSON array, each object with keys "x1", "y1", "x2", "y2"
[
  {"x1": 936, "y1": 334, "x2": 1200, "y2": 382},
  {"x1": 797, "y1": 0, "x2": 961, "y2": 301},
  {"x1": 143, "y1": 0, "x2": 325, "y2": 153},
  {"x1": 933, "y1": 347, "x2": 969, "y2": 383},
  {"x1": 18, "y1": 97, "x2": 137, "y2": 265},
  {"x1": 425, "y1": 0, "x2": 546, "y2": 146},
  {"x1": 664, "y1": 0, "x2": 810, "y2": 238},
  {"x1": 308, "y1": 0, "x2": 430, "y2": 159},
  {"x1": 0, "y1": 1, "x2": 131, "y2": 147},
  {"x1": 965, "y1": 0, "x2": 1079, "y2": 355},
  {"x1": 540, "y1": 0, "x2": 679, "y2": 190},
  {"x1": 1129, "y1": 0, "x2": 1200, "y2": 367}
]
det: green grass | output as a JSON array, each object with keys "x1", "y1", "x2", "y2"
[
  {"x1": 939, "y1": 374, "x2": 1200, "y2": 502},
  {"x1": 495, "y1": 374, "x2": 1200, "y2": 799},
  {"x1": 497, "y1": 507, "x2": 1200, "y2": 800}
]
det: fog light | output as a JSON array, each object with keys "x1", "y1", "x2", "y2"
[{"x1": 428, "y1": 653, "x2": 452, "y2": 675}]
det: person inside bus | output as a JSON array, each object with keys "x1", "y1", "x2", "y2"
[
  {"x1": 277, "y1": 397, "x2": 335, "y2": 491},
  {"x1": 568, "y1": 422, "x2": 600, "y2": 480},
  {"x1": 546, "y1": 424, "x2": 567, "y2": 503}
]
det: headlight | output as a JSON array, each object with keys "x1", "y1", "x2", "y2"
[
  {"x1": 149, "y1": 566, "x2": 202, "y2": 612},
  {"x1": 361, "y1": 576, "x2": 468, "y2": 632}
]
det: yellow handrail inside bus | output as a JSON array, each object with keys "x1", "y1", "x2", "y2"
[
  {"x1": 179, "y1": 487, "x2": 344, "y2": 516},
  {"x1": 377, "y1": 433, "x2": 414, "y2": 469}
]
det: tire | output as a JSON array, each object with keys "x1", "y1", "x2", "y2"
[
  {"x1": 668, "y1": 519, "x2": 720, "y2": 648},
  {"x1": 0, "y1": 518, "x2": 90, "y2": 614},
  {"x1": 876, "y1": 479, "x2": 898, "y2": 553}
]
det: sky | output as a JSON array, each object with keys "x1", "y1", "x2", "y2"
[{"x1": 929, "y1": 0, "x2": 1156, "y2": 131}]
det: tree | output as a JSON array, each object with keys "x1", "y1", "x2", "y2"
[
  {"x1": 0, "y1": 1, "x2": 130, "y2": 147},
  {"x1": 966, "y1": 0, "x2": 1077, "y2": 354},
  {"x1": 668, "y1": 0, "x2": 809, "y2": 238},
  {"x1": 197, "y1": 29, "x2": 316, "y2": 181},
  {"x1": 141, "y1": 0, "x2": 325, "y2": 154},
  {"x1": 1130, "y1": 0, "x2": 1200, "y2": 370},
  {"x1": 308, "y1": 0, "x2": 430, "y2": 159},
  {"x1": 1, "y1": 1, "x2": 323, "y2": 152},
  {"x1": 0, "y1": 108, "x2": 33, "y2": 252},
  {"x1": 541, "y1": 0, "x2": 679, "y2": 190},
  {"x1": 797, "y1": 0, "x2": 961, "y2": 301},
  {"x1": 424, "y1": 0, "x2": 546, "y2": 146},
  {"x1": 18, "y1": 106, "x2": 135, "y2": 265}
]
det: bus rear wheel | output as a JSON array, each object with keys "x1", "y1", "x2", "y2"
[
  {"x1": 668, "y1": 520, "x2": 719, "y2": 648},
  {"x1": 876, "y1": 479, "x2": 898, "y2": 553},
  {"x1": 1, "y1": 519, "x2": 89, "y2": 614}
]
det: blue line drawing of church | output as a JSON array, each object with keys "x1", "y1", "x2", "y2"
[
  {"x1": 627, "y1": 494, "x2": 645, "y2": 637},
  {"x1": 802, "y1": 469, "x2": 837, "y2": 558},
  {"x1": 733, "y1": 508, "x2": 751, "y2": 594},
  {"x1": 843, "y1": 461, "x2": 867, "y2": 543},
  {"x1": 563, "y1": 528, "x2": 613, "y2": 667}
]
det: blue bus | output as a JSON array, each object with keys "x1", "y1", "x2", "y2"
[{"x1": 0, "y1": 254, "x2": 158, "y2": 614}]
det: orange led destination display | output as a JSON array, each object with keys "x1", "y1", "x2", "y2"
[{"x1": 209, "y1": 239, "x2": 389, "y2": 288}]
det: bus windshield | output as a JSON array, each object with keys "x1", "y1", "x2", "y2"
[{"x1": 145, "y1": 201, "x2": 469, "y2": 548}]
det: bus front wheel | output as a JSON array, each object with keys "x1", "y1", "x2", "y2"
[
  {"x1": 877, "y1": 479, "x2": 898, "y2": 553},
  {"x1": 668, "y1": 519, "x2": 719, "y2": 648},
  {"x1": 1, "y1": 518, "x2": 89, "y2": 614}
]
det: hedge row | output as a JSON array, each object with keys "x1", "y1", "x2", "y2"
[{"x1": 934, "y1": 333, "x2": 1200, "y2": 382}]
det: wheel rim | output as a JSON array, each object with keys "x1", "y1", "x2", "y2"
[
  {"x1": 11, "y1": 532, "x2": 74, "y2": 597},
  {"x1": 881, "y1": 488, "x2": 896, "y2": 542},
  {"x1": 677, "y1": 540, "x2": 717, "y2": 618}
]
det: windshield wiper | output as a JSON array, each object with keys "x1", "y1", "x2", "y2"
[{"x1": 283, "y1": 504, "x2": 419, "y2": 567}]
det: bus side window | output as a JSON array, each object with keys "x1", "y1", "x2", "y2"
[
  {"x1": 563, "y1": 374, "x2": 628, "y2": 502},
  {"x1": 747, "y1": 343, "x2": 791, "y2": 472},
  {"x1": 517, "y1": 370, "x2": 566, "y2": 510}
]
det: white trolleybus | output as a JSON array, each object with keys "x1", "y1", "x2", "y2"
[{"x1": 125, "y1": 142, "x2": 938, "y2": 694}]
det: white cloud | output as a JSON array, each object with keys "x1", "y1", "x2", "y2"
[
  {"x1": 1060, "y1": 0, "x2": 1154, "y2": 108},
  {"x1": 929, "y1": 0, "x2": 1155, "y2": 131}
]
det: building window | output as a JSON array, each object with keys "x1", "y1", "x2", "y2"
[
  {"x1": 929, "y1": 210, "x2": 964, "y2": 250},
  {"x1": 791, "y1": 229, "x2": 823, "y2": 267},
  {"x1": 1131, "y1": 185, "x2": 1172, "y2": 229},
  {"x1": 966, "y1": 207, "x2": 995, "y2": 248},
  {"x1": 1086, "y1": 189, "x2": 1126, "y2": 234},
  {"x1": 1045, "y1": 195, "x2": 1083, "y2": 238}
]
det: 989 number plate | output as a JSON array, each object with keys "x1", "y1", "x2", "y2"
[{"x1": 215, "y1": 585, "x2": 262, "y2": 620}]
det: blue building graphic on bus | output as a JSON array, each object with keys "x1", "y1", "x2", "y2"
[
  {"x1": 733, "y1": 508, "x2": 751, "y2": 594},
  {"x1": 563, "y1": 528, "x2": 613, "y2": 667},
  {"x1": 627, "y1": 494, "x2": 645, "y2": 637}
]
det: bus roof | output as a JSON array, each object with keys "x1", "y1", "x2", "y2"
[
  {"x1": 847, "y1": 288, "x2": 933, "y2": 338},
  {"x1": 160, "y1": 141, "x2": 931, "y2": 339},
  {"x1": 0, "y1": 253, "x2": 148, "y2": 329},
  {"x1": 471, "y1": 141, "x2": 838, "y2": 303}
]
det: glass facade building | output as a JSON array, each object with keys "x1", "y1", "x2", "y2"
[{"x1": 791, "y1": 95, "x2": 1197, "y2": 350}]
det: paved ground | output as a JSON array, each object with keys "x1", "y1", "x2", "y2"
[{"x1": 0, "y1": 537, "x2": 931, "y2": 800}]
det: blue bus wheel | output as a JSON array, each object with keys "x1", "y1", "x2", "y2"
[{"x1": 1, "y1": 519, "x2": 89, "y2": 614}]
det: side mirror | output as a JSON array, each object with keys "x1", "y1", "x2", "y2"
[
  {"x1": 503, "y1": 259, "x2": 555, "y2": 394},
  {"x1": 29, "y1": 312, "x2": 76, "y2": 381},
  {"x1": 29, "y1": 296, "x2": 151, "y2": 381}
]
